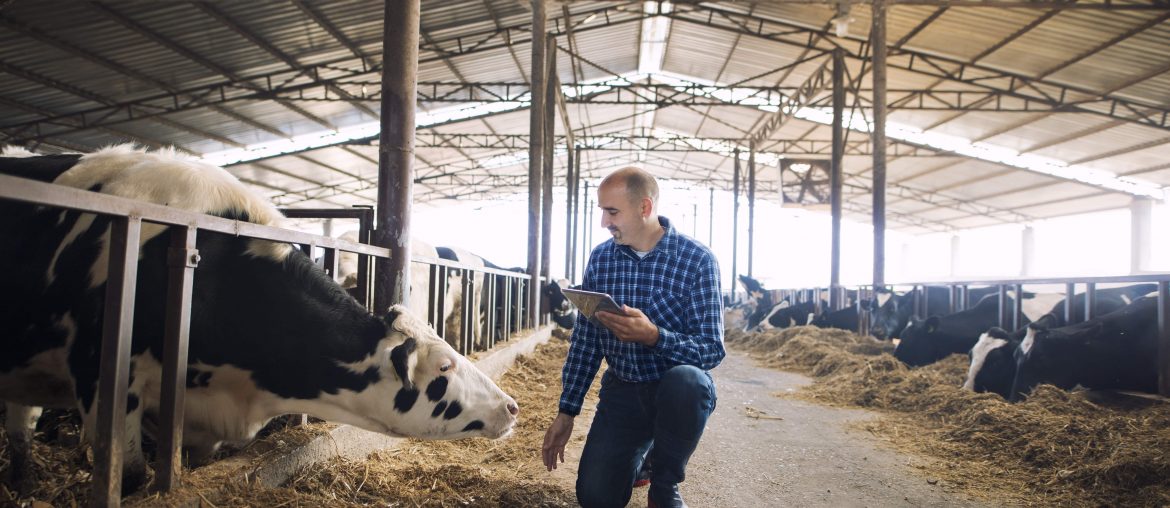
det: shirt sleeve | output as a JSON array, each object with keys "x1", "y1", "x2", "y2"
[
  {"x1": 558, "y1": 253, "x2": 604, "y2": 416},
  {"x1": 652, "y1": 251, "x2": 726, "y2": 370}
]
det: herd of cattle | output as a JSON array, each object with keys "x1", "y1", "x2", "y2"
[
  {"x1": 731, "y1": 275, "x2": 1164, "y2": 403},
  {"x1": 0, "y1": 146, "x2": 547, "y2": 496}
]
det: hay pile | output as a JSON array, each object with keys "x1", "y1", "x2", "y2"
[
  {"x1": 168, "y1": 339, "x2": 582, "y2": 507},
  {"x1": 3, "y1": 340, "x2": 581, "y2": 507},
  {"x1": 729, "y1": 325, "x2": 1170, "y2": 506}
]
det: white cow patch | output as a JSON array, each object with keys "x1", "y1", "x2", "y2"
[
  {"x1": 963, "y1": 333, "x2": 1008, "y2": 391},
  {"x1": 1020, "y1": 292, "x2": 1065, "y2": 321}
]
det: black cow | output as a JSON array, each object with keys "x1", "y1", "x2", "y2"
[
  {"x1": 963, "y1": 284, "x2": 1158, "y2": 399},
  {"x1": 870, "y1": 286, "x2": 1001, "y2": 340},
  {"x1": 895, "y1": 294, "x2": 1021, "y2": 367},
  {"x1": 0, "y1": 146, "x2": 518, "y2": 494},
  {"x1": 1009, "y1": 296, "x2": 1160, "y2": 402},
  {"x1": 810, "y1": 304, "x2": 860, "y2": 331}
]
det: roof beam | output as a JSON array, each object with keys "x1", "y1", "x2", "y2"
[{"x1": 665, "y1": 4, "x2": 1170, "y2": 132}]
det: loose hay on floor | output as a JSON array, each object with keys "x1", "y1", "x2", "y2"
[{"x1": 729, "y1": 325, "x2": 1170, "y2": 507}]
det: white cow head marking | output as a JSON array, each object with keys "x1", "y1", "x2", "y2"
[
  {"x1": 353, "y1": 306, "x2": 517, "y2": 440},
  {"x1": 964, "y1": 332, "x2": 1008, "y2": 391},
  {"x1": 1019, "y1": 326, "x2": 1037, "y2": 356}
]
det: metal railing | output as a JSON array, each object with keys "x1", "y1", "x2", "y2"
[{"x1": 0, "y1": 174, "x2": 536, "y2": 506}]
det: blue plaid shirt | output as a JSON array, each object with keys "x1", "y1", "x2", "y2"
[{"x1": 559, "y1": 216, "x2": 725, "y2": 416}]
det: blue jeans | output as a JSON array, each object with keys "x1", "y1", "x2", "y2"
[{"x1": 576, "y1": 365, "x2": 717, "y2": 508}]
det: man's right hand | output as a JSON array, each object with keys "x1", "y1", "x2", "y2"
[{"x1": 541, "y1": 412, "x2": 574, "y2": 471}]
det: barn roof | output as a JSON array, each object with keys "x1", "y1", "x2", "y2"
[{"x1": 2, "y1": 0, "x2": 1168, "y2": 234}]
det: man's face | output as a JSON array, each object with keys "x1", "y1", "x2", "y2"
[{"x1": 597, "y1": 182, "x2": 643, "y2": 246}]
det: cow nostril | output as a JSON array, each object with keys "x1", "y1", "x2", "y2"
[{"x1": 507, "y1": 402, "x2": 519, "y2": 416}]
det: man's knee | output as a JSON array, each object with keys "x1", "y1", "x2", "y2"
[
  {"x1": 576, "y1": 473, "x2": 628, "y2": 508},
  {"x1": 658, "y1": 365, "x2": 715, "y2": 407}
]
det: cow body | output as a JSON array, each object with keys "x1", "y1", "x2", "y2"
[
  {"x1": 1009, "y1": 296, "x2": 1160, "y2": 402},
  {"x1": 870, "y1": 286, "x2": 1001, "y2": 340},
  {"x1": 894, "y1": 295, "x2": 1021, "y2": 366},
  {"x1": 0, "y1": 147, "x2": 517, "y2": 494},
  {"x1": 963, "y1": 284, "x2": 1157, "y2": 399},
  {"x1": 811, "y1": 305, "x2": 859, "y2": 331}
]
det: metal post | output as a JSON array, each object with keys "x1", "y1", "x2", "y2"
[
  {"x1": 998, "y1": 284, "x2": 1008, "y2": 329},
  {"x1": 747, "y1": 141, "x2": 756, "y2": 277},
  {"x1": 1085, "y1": 282, "x2": 1097, "y2": 320},
  {"x1": 93, "y1": 216, "x2": 141, "y2": 508},
  {"x1": 583, "y1": 182, "x2": 591, "y2": 277},
  {"x1": 527, "y1": 0, "x2": 547, "y2": 326},
  {"x1": 708, "y1": 187, "x2": 714, "y2": 247},
  {"x1": 1065, "y1": 282, "x2": 1076, "y2": 323},
  {"x1": 871, "y1": 0, "x2": 888, "y2": 289},
  {"x1": 731, "y1": 149, "x2": 741, "y2": 300},
  {"x1": 564, "y1": 143, "x2": 575, "y2": 279},
  {"x1": 830, "y1": 47, "x2": 844, "y2": 312},
  {"x1": 1013, "y1": 283, "x2": 1023, "y2": 330},
  {"x1": 541, "y1": 37, "x2": 556, "y2": 298},
  {"x1": 1158, "y1": 281, "x2": 1169, "y2": 396},
  {"x1": 374, "y1": 0, "x2": 420, "y2": 312},
  {"x1": 157, "y1": 226, "x2": 196, "y2": 493}
]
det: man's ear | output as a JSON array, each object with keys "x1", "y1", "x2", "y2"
[{"x1": 641, "y1": 196, "x2": 653, "y2": 218}]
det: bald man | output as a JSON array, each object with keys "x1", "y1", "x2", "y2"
[{"x1": 542, "y1": 167, "x2": 725, "y2": 508}]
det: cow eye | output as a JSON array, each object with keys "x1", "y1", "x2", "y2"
[{"x1": 440, "y1": 364, "x2": 450, "y2": 372}]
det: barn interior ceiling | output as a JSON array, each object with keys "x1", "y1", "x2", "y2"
[{"x1": 2, "y1": 0, "x2": 1169, "y2": 234}]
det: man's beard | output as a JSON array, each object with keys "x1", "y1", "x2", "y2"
[{"x1": 609, "y1": 227, "x2": 624, "y2": 244}]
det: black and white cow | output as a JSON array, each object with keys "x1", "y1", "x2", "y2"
[
  {"x1": 810, "y1": 304, "x2": 861, "y2": 331},
  {"x1": 1009, "y1": 296, "x2": 1160, "y2": 402},
  {"x1": 0, "y1": 146, "x2": 518, "y2": 494},
  {"x1": 745, "y1": 298, "x2": 824, "y2": 332},
  {"x1": 894, "y1": 294, "x2": 1021, "y2": 367},
  {"x1": 870, "y1": 286, "x2": 1002, "y2": 340},
  {"x1": 963, "y1": 284, "x2": 1158, "y2": 399}
]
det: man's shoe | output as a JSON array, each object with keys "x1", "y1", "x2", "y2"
[{"x1": 647, "y1": 484, "x2": 687, "y2": 508}]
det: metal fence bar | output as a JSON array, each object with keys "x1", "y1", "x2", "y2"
[
  {"x1": 1158, "y1": 281, "x2": 1170, "y2": 397},
  {"x1": 93, "y1": 216, "x2": 142, "y2": 508},
  {"x1": 1065, "y1": 282, "x2": 1076, "y2": 323},
  {"x1": 1013, "y1": 283, "x2": 1023, "y2": 330},
  {"x1": 1085, "y1": 282, "x2": 1097, "y2": 321},
  {"x1": 156, "y1": 226, "x2": 196, "y2": 492},
  {"x1": 997, "y1": 284, "x2": 1008, "y2": 329}
]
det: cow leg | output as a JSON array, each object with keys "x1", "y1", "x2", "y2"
[
  {"x1": 3, "y1": 402, "x2": 43, "y2": 493},
  {"x1": 78, "y1": 389, "x2": 150, "y2": 495}
]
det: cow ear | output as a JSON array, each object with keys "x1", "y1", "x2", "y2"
[
  {"x1": 925, "y1": 316, "x2": 940, "y2": 333},
  {"x1": 383, "y1": 305, "x2": 406, "y2": 327},
  {"x1": 987, "y1": 327, "x2": 1009, "y2": 340}
]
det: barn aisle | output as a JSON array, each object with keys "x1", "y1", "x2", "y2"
[{"x1": 650, "y1": 351, "x2": 993, "y2": 508}]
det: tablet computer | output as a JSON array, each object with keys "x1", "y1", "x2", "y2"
[{"x1": 561, "y1": 288, "x2": 627, "y2": 325}]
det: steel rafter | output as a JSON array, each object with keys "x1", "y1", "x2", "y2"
[{"x1": 664, "y1": 4, "x2": 1170, "y2": 132}]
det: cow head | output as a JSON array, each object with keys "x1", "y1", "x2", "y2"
[
  {"x1": 869, "y1": 290, "x2": 909, "y2": 340},
  {"x1": 1008, "y1": 321, "x2": 1097, "y2": 402},
  {"x1": 342, "y1": 306, "x2": 518, "y2": 439},
  {"x1": 893, "y1": 316, "x2": 943, "y2": 366},
  {"x1": 542, "y1": 279, "x2": 576, "y2": 328},
  {"x1": 963, "y1": 327, "x2": 1016, "y2": 399}
]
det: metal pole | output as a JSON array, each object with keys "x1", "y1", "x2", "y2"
[
  {"x1": 871, "y1": 0, "x2": 888, "y2": 289},
  {"x1": 527, "y1": 0, "x2": 547, "y2": 326},
  {"x1": 731, "y1": 149, "x2": 741, "y2": 301},
  {"x1": 157, "y1": 226, "x2": 196, "y2": 492},
  {"x1": 998, "y1": 284, "x2": 1008, "y2": 329},
  {"x1": 1158, "y1": 280, "x2": 1169, "y2": 396},
  {"x1": 93, "y1": 216, "x2": 141, "y2": 508},
  {"x1": 830, "y1": 47, "x2": 844, "y2": 311},
  {"x1": 1013, "y1": 283, "x2": 1023, "y2": 330},
  {"x1": 565, "y1": 144, "x2": 576, "y2": 280},
  {"x1": 747, "y1": 141, "x2": 756, "y2": 277},
  {"x1": 708, "y1": 187, "x2": 714, "y2": 247},
  {"x1": 541, "y1": 37, "x2": 556, "y2": 306},
  {"x1": 583, "y1": 181, "x2": 591, "y2": 277},
  {"x1": 1085, "y1": 282, "x2": 1097, "y2": 320},
  {"x1": 1065, "y1": 282, "x2": 1076, "y2": 323},
  {"x1": 374, "y1": 0, "x2": 420, "y2": 312}
]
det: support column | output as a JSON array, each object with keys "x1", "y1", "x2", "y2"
[
  {"x1": 871, "y1": 0, "x2": 888, "y2": 289},
  {"x1": 747, "y1": 142, "x2": 756, "y2": 277},
  {"x1": 564, "y1": 142, "x2": 575, "y2": 279},
  {"x1": 527, "y1": 0, "x2": 547, "y2": 325},
  {"x1": 830, "y1": 47, "x2": 844, "y2": 311},
  {"x1": 541, "y1": 38, "x2": 556, "y2": 293},
  {"x1": 569, "y1": 146, "x2": 582, "y2": 282},
  {"x1": 374, "y1": 0, "x2": 420, "y2": 312},
  {"x1": 731, "y1": 149, "x2": 741, "y2": 301},
  {"x1": 1132, "y1": 197, "x2": 1153, "y2": 274},
  {"x1": 949, "y1": 234, "x2": 960, "y2": 278},
  {"x1": 1021, "y1": 225, "x2": 1035, "y2": 276},
  {"x1": 708, "y1": 187, "x2": 715, "y2": 247}
]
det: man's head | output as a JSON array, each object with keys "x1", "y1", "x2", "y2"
[{"x1": 598, "y1": 167, "x2": 661, "y2": 250}]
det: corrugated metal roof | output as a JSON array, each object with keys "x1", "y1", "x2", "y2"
[{"x1": 1, "y1": 0, "x2": 1167, "y2": 235}]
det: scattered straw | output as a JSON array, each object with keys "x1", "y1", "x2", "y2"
[{"x1": 728, "y1": 324, "x2": 1170, "y2": 507}]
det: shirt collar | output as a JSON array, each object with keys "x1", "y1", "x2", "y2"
[{"x1": 613, "y1": 216, "x2": 676, "y2": 260}]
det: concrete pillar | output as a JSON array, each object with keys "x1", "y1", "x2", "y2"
[
  {"x1": 1021, "y1": 225, "x2": 1035, "y2": 276},
  {"x1": 949, "y1": 234, "x2": 960, "y2": 278},
  {"x1": 1132, "y1": 197, "x2": 1153, "y2": 274}
]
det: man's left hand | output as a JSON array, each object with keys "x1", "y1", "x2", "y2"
[{"x1": 596, "y1": 306, "x2": 659, "y2": 347}]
